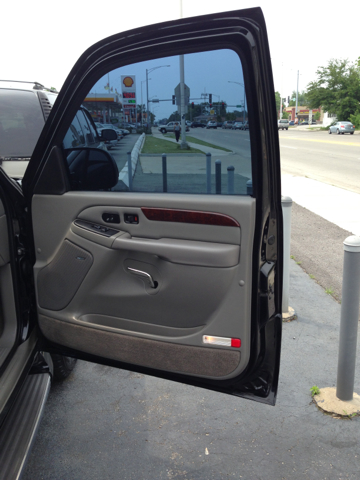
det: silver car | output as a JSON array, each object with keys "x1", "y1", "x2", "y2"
[{"x1": 329, "y1": 121, "x2": 355, "y2": 135}]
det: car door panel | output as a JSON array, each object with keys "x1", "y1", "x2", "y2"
[
  {"x1": 21, "y1": 8, "x2": 283, "y2": 403},
  {"x1": 33, "y1": 192, "x2": 255, "y2": 380}
]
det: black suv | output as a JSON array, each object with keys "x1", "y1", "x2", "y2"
[{"x1": 0, "y1": 81, "x2": 114, "y2": 180}]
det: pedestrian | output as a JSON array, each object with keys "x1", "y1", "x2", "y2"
[{"x1": 174, "y1": 122, "x2": 181, "y2": 142}]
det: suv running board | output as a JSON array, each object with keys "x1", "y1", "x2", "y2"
[{"x1": 0, "y1": 372, "x2": 51, "y2": 480}]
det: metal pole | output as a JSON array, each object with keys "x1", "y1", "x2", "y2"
[
  {"x1": 162, "y1": 154, "x2": 167, "y2": 193},
  {"x1": 206, "y1": 153, "x2": 211, "y2": 194},
  {"x1": 295, "y1": 70, "x2": 299, "y2": 119},
  {"x1": 246, "y1": 179, "x2": 253, "y2": 195},
  {"x1": 215, "y1": 160, "x2": 221, "y2": 195},
  {"x1": 227, "y1": 166, "x2": 234, "y2": 194},
  {"x1": 336, "y1": 236, "x2": 360, "y2": 401},
  {"x1": 146, "y1": 69, "x2": 149, "y2": 131},
  {"x1": 127, "y1": 151, "x2": 132, "y2": 191},
  {"x1": 281, "y1": 196, "x2": 293, "y2": 313}
]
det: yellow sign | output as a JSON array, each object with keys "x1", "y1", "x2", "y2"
[{"x1": 210, "y1": 109, "x2": 215, "y2": 115}]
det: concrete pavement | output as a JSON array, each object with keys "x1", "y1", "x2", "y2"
[{"x1": 22, "y1": 258, "x2": 360, "y2": 480}]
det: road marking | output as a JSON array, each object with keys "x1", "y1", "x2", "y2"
[
  {"x1": 281, "y1": 145, "x2": 297, "y2": 149},
  {"x1": 280, "y1": 136, "x2": 359, "y2": 147}
]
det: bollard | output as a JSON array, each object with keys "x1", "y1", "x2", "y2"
[
  {"x1": 215, "y1": 160, "x2": 221, "y2": 195},
  {"x1": 127, "y1": 151, "x2": 132, "y2": 191},
  {"x1": 227, "y1": 166, "x2": 235, "y2": 194},
  {"x1": 281, "y1": 196, "x2": 293, "y2": 316},
  {"x1": 206, "y1": 153, "x2": 211, "y2": 194},
  {"x1": 336, "y1": 236, "x2": 360, "y2": 401},
  {"x1": 162, "y1": 154, "x2": 167, "y2": 193},
  {"x1": 246, "y1": 179, "x2": 253, "y2": 195}
]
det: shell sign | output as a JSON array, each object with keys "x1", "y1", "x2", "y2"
[
  {"x1": 122, "y1": 76, "x2": 134, "y2": 88},
  {"x1": 121, "y1": 75, "x2": 136, "y2": 108}
]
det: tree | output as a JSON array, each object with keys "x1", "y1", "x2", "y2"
[
  {"x1": 282, "y1": 111, "x2": 289, "y2": 119},
  {"x1": 288, "y1": 90, "x2": 308, "y2": 106},
  {"x1": 275, "y1": 91, "x2": 281, "y2": 113},
  {"x1": 306, "y1": 59, "x2": 360, "y2": 120}
]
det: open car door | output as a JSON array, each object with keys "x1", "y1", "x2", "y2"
[{"x1": 22, "y1": 7, "x2": 283, "y2": 405}]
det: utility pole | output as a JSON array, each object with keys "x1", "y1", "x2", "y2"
[{"x1": 295, "y1": 70, "x2": 299, "y2": 120}]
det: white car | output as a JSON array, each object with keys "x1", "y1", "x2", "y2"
[
  {"x1": 278, "y1": 119, "x2": 289, "y2": 130},
  {"x1": 206, "y1": 121, "x2": 217, "y2": 129}
]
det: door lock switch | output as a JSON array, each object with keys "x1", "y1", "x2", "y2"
[{"x1": 124, "y1": 213, "x2": 139, "y2": 224}]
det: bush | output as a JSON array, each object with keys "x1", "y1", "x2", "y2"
[{"x1": 349, "y1": 113, "x2": 360, "y2": 129}]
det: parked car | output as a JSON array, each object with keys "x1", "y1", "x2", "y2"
[
  {"x1": 278, "y1": 119, "x2": 289, "y2": 130},
  {"x1": 158, "y1": 122, "x2": 189, "y2": 133},
  {"x1": 299, "y1": 121, "x2": 308, "y2": 125},
  {"x1": 289, "y1": 120, "x2": 295, "y2": 126},
  {"x1": 206, "y1": 121, "x2": 217, "y2": 129},
  {"x1": 328, "y1": 121, "x2": 355, "y2": 135},
  {"x1": 94, "y1": 122, "x2": 120, "y2": 149},
  {"x1": 190, "y1": 122, "x2": 206, "y2": 128},
  {"x1": 0, "y1": 8, "x2": 283, "y2": 479},
  {"x1": 217, "y1": 122, "x2": 223, "y2": 128},
  {"x1": 222, "y1": 121, "x2": 234, "y2": 129},
  {"x1": 232, "y1": 122, "x2": 243, "y2": 130},
  {"x1": 241, "y1": 121, "x2": 249, "y2": 130}
]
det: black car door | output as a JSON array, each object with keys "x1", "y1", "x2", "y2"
[{"x1": 22, "y1": 8, "x2": 283, "y2": 405}]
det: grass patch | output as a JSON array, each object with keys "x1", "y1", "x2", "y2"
[
  {"x1": 142, "y1": 135, "x2": 204, "y2": 154},
  {"x1": 164, "y1": 133, "x2": 232, "y2": 152}
]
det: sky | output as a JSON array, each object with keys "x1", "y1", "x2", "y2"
[
  {"x1": 2, "y1": 0, "x2": 359, "y2": 116},
  {"x1": 92, "y1": 50, "x2": 244, "y2": 119}
]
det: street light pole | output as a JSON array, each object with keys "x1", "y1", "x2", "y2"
[
  {"x1": 146, "y1": 65, "x2": 170, "y2": 131},
  {"x1": 228, "y1": 81, "x2": 246, "y2": 123}
]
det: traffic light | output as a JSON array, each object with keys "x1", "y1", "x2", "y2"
[
  {"x1": 172, "y1": 95, "x2": 175, "y2": 105},
  {"x1": 191, "y1": 102, "x2": 194, "y2": 109},
  {"x1": 209, "y1": 94, "x2": 212, "y2": 104},
  {"x1": 287, "y1": 96, "x2": 290, "y2": 103}
]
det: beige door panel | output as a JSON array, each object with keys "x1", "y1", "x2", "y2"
[{"x1": 33, "y1": 192, "x2": 255, "y2": 380}]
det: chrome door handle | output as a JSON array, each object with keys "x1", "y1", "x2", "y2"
[{"x1": 127, "y1": 267, "x2": 157, "y2": 288}]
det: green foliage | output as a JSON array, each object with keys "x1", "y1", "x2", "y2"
[
  {"x1": 306, "y1": 59, "x2": 360, "y2": 120},
  {"x1": 310, "y1": 386, "x2": 320, "y2": 397},
  {"x1": 275, "y1": 91, "x2": 281, "y2": 112},
  {"x1": 289, "y1": 90, "x2": 308, "y2": 106},
  {"x1": 349, "y1": 113, "x2": 360, "y2": 128},
  {"x1": 314, "y1": 111, "x2": 321, "y2": 121},
  {"x1": 282, "y1": 111, "x2": 289, "y2": 119}
]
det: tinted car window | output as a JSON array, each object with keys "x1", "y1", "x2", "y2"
[
  {"x1": 63, "y1": 114, "x2": 84, "y2": 149},
  {"x1": 0, "y1": 89, "x2": 44, "y2": 157}
]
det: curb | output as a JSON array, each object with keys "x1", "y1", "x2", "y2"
[{"x1": 118, "y1": 133, "x2": 145, "y2": 187}]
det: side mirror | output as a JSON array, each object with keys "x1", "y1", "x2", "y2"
[
  {"x1": 99, "y1": 128, "x2": 117, "y2": 141},
  {"x1": 66, "y1": 147, "x2": 119, "y2": 190}
]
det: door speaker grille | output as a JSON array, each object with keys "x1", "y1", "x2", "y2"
[{"x1": 37, "y1": 240, "x2": 93, "y2": 310}]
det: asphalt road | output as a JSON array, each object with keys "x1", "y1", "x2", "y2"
[{"x1": 187, "y1": 127, "x2": 360, "y2": 194}]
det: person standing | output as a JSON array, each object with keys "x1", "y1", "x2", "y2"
[{"x1": 174, "y1": 122, "x2": 181, "y2": 142}]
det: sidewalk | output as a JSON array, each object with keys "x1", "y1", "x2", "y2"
[{"x1": 282, "y1": 173, "x2": 360, "y2": 236}]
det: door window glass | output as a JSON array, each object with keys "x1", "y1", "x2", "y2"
[{"x1": 70, "y1": 49, "x2": 252, "y2": 195}]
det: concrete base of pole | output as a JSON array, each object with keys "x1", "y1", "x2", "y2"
[
  {"x1": 313, "y1": 387, "x2": 360, "y2": 417},
  {"x1": 282, "y1": 306, "x2": 297, "y2": 322},
  {"x1": 180, "y1": 142, "x2": 189, "y2": 149}
]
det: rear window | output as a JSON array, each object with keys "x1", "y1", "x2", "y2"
[{"x1": 0, "y1": 89, "x2": 45, "y2": 157}]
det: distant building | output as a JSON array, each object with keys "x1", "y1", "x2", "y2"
[{"x1": 283, "y1": 106, "x2": 323, "y2": 123}]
